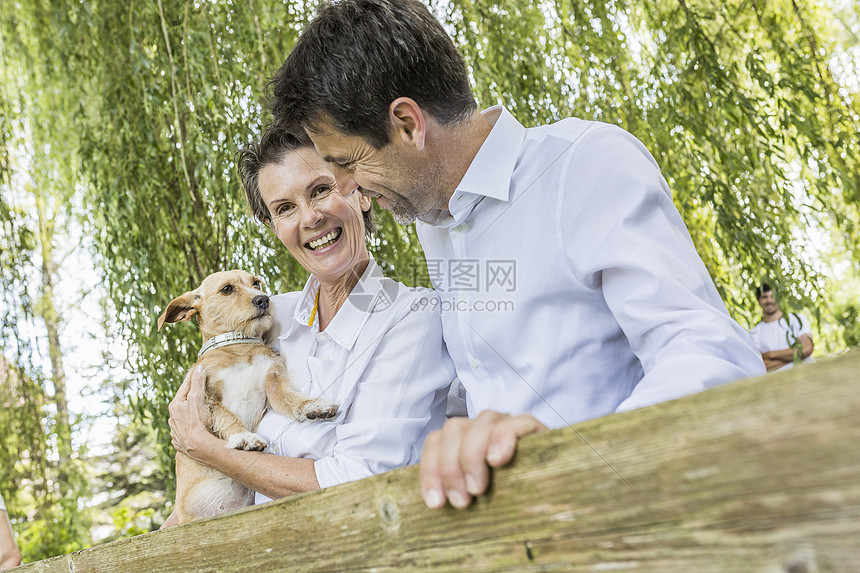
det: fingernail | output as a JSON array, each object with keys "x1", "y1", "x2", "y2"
[
  {"x1": 487, "y1": 444, "x2": 504, "y2": 465},
  {"x1": 447, "y1": 489, "x2": 469, "y2": 508},
  {"x1": 423, "y1": 488, "x2": 444, "y2": 508},
  {"x1": 465, "y1": 474, "x2": 480, "y2": 495}
]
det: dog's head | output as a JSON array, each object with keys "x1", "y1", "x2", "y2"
[{"x1": 157, "y1": 270, "x2": 273, "y2": 340}]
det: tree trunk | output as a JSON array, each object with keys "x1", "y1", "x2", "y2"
[{"x1": 35, "y1": 189, "x2": 73, "y2": 490}]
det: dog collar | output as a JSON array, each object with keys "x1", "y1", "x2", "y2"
[{"x1": 198, "y1": 332, "x2": 265, "y2": 358}]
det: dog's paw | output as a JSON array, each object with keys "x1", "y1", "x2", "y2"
[
  {"x1": 225, "y1": 431, "x2": 267, "y2": 451},
  {"x1": 298, "y1": 399, "x2": 339, "y2": 422}
]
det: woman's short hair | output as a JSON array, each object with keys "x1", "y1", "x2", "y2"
[{"x1": 236, "y1": 129, "x2": 375, "y2": 237}]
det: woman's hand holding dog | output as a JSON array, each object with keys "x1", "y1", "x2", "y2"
[
  {"x1": 169, "y1": 366, "x2": 221, "y2": 466},
  {"x1": 418, "y1": 411, "x2": 546, "y2": 509}
]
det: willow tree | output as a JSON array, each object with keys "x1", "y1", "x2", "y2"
[
  {"x1": 0, "y1": 2, "x2": 95, "y2": 560},
  {"x1": 1, "y1": 0, "x2": 858, "y2": 549}
]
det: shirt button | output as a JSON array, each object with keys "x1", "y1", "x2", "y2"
[
  {"x1": 453, "y1": 223, "x2": 468, "y2": 233},
  {"x1": 317, "y1": 333, "x2": 328, "y2": 342},
  {"x1": 272, "y1": 444, "x2": 279, "y2": 454},
  {"x1": 470, "y1": 356, "x2": 480, "y2": 368}
]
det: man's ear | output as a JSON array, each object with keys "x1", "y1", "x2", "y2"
[
  {"x1": 389, "y1": 97, "x2": 426, "y2": 151},
  {"x1": 157, "y1": 291, "x2": 200, "y2": 331},
  {"x1": 358, "y1": 193, "x2": 372, "y2": 212}
]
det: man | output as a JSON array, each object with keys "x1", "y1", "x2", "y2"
[
  {"x1": 268, "y1": 0, "x2": 765, "y2": 510},
  {"x1": 749, "y1": 282, "x2": 814, "y2": 372}
]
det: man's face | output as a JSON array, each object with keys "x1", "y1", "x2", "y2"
[
  {"x1": 307, "y1": 121, "x2": 445, "y2": 225},
  {"x1": 757, "y1": 290, "x2": 779, "y2": 315}
]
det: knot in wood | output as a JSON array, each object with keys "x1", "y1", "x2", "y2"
[{"x1": 378, "y1": 496, "x2": 401, "y2": 530}]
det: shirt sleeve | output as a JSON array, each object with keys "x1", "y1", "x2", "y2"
[
  {"x1": 313, "y1": 293, "x2": 455, "y2": 488},
  {"x1": 560, "y1": 125, "x2": 766, "y2": 413}
]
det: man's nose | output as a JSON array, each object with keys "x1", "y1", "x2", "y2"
[{"x1": 331, "y1": 165, "x2": 359, "y2": 197}]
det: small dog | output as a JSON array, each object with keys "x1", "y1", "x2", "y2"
[{"x1": 158, "y1": 270, "x2": 337, "y2": 524}]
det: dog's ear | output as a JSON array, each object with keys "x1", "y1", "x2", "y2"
[{"x1": 157, "y1": 292, "x2": 200, "y2": 331}]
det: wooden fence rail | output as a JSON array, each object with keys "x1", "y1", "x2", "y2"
[{"x1": 20, "y1": 350, "x2": 860, "y2": 572}]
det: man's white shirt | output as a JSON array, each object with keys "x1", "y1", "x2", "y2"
[
  {"x1": 749, "y1": 313, "x2": 814, "y2": 371},
  {"x1": 255, "y1": 257, "x2": 454, "y2": 502},
  {"x1": 416, "y1": 106, "x2": 766, "y2": 428}
]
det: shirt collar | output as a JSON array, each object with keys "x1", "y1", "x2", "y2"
[
  {"x1": 419, "y1": 105, "x2": 526, "y2": 227},
  {"x1": 281, "y1": 255, "x2": 385, "y2": 351}
]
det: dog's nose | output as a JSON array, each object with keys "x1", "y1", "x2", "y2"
[{"x1": 253, "y1": 295, "x2": 270, "y2": 310}]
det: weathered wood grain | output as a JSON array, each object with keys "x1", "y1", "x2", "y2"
[{"x1": 21, "y1": 351, "x2": 860, "y2": 572}]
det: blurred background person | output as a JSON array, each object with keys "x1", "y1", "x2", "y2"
[{"x1": 750, "y1": 281, "x2": 814, "y2": 372}]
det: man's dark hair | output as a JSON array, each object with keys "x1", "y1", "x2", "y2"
[
  {"x1": 236, "y1": 129, "x2": 374, "y2": 235},
  {"x1": 268, "y1": 0, "x2": 476, "y2": 149},
  {"x1": 755, "y1": 281, "x2": 773, "y2": 299}
]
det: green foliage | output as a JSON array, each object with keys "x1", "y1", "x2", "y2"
[
  {"x1": 1, "y1": 0, "x2": 99, "y2": 560},
  {"x1": 0, "y1": 361, "x2": 93, "y2": 561},
  {"x1": 835, "y1": 301, "x2": 860, "y2": 348},
  {"x1": 108, "y1": 505, "x2": 156, "y2": 539},
  {"x1": 87, "y1": 389, "x2": 170, "y2": 541}
]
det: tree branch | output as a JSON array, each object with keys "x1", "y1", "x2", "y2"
[{"x1": 156, "y1": 0, "x2": 197, "y2": 202}]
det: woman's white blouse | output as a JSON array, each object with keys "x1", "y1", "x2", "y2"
[{"x1": 254, "y1": 257, "x2": 455, "y2": 502}]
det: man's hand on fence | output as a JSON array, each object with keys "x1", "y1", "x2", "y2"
[{"x1": 419, "y1": 411, "x2": 546, "y2": 509}]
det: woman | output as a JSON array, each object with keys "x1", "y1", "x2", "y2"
[{"x1": 165, "y1": 129, "x2": 454, "y2": 517}]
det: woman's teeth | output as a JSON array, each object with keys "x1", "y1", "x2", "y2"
[{"x1": 308, "y1": 228, "x2": 342, "y2": 250}]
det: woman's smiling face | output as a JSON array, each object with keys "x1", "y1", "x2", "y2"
[{"x1": 258, "y1": 146, "x2": 372, "y2": 285}]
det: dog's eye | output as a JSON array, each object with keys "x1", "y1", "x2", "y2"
[
  {"x1": 220, "y1": 284, "x2": 234, "y2": 294},
  {"x1": 252, "y1": 280, "x2": 261, "y2": 288}
]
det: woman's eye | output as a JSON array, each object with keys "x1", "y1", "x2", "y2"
[
  {"x1": 220, "y1": 284, "x2": 234, "y2": 294},
  {"x1": 276, "y1": 203, "x2": 293, "y2": 216}
]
